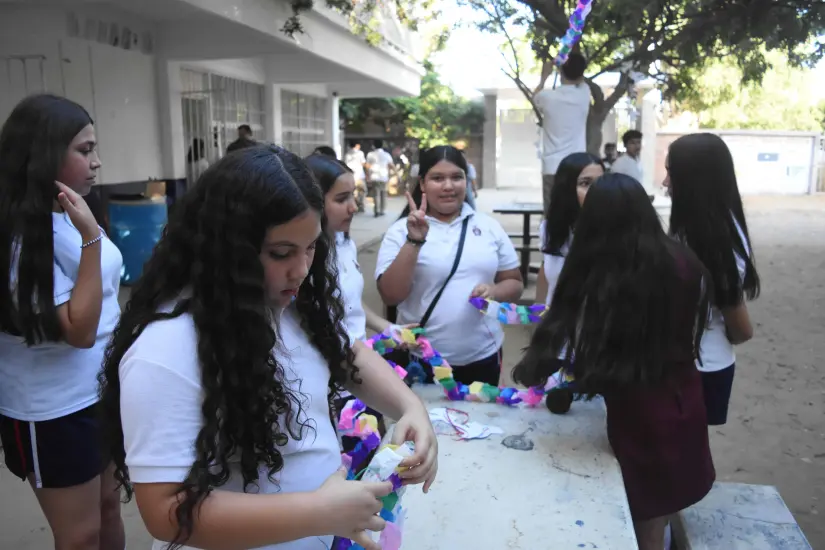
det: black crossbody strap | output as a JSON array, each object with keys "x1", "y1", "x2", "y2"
[{"x1": 419, "y1": 216, "x2": 471, "y2": 328}]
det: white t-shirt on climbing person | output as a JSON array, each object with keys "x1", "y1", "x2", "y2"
[
  {"x1": 335, "y1": 232, "x2": 367, "y2": 343},
  {"x1": 375, "y1": 203, "x2": 520, "y2": 366},
  {"x1": 120, "y1": 304, "x2": 342, "y2": 550},
  {"x1": 0, "y1": 212, "x2": 123, "y2": 422},
  {"x1": 538, "y1": 220, "x2": 571, "y2": 307},
  {"x1": 696, "y1": 216, "x2": 751, "y2": 373},
  {"x1": 534, "y1": 83, "x2": 591, "y2": 176}
]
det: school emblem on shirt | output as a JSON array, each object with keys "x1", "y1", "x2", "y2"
[{"x1": 472, "y1": 226, "x2": 482, "y2": 236}]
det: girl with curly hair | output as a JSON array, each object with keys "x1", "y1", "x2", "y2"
[
  {"x1": 513, "y1": 174, "x2": 715, "y2": 550},
  {"x1": 98, "y1": 145, "x2": 438, "y2": 550},
  {"x1": 664, "y1": 133, "x2": 760, "y2": 426},
  {"x1": 0, "y1": 94, "x2": 125, "y2": 550}
]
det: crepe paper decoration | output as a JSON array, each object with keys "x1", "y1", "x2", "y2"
[
  {"x1": 469, "y1": 296, "x2": 547, "y2": 324},
  {"x1": 365, "y1": 327, "x2": 574, "y2": 408},
  {"x1": 336, "y1": 442, "x2": 415, "y2": 550},
  {"x1": 554, "y1": 0, "x2": 593, "y2": 66}
]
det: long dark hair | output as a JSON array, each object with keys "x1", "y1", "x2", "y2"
[
  {"x1": 514, "y1": 174, "x2": 710, "y2": 397},
  {"x1": 667, "y1": 133, "x2": 760, "y2": 309},
  {"x1": 399, "y1": 145, "x2": 469, "y2": 219},
  {"x1": 543, "y1": 152, "x2": 603, "y2": 256},
  {"x1": 0, "y1": 94, "x2": 93, "y2": 345},
  {"x1": 304, "y1": 152, "x2": 352, "y2": 194},
  {"x1": 98, "y1": 145, "x2": 355, "y2": 549}
]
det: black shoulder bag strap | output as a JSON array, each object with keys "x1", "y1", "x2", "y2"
[{"x1": 419, "y1": 215, "x2": 471, "y2": 328}]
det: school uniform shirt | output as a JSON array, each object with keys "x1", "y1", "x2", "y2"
[
  {"x1": 611, "y1": 154, "x2": 644, "y2": 184},
  {"x1": 534, "y1": 84, "x2": 591, "y2": 175},
  {"x1": 120, "y1": 304, "x2": 342, "y2": 550},
  {"x1": 696, "y1": 216, "x2": 751, "y2": 373},
  {"x1": 366, "y1": 148, "x2": 393, "y2": 183},
  {"x1": 0, "y1": 213, "x2": 123, "y2": 422},
  {"x1": 335, "y1": 233, "x2": 367, "y2": 342},
  {"x1": 375, "y1": 204, "x2": 520, "y2": 365},
  {"x1": 538, "y1": 220, "x2": 571, "y2": 307}
]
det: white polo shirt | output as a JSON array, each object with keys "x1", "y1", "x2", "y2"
[
  {"x1": 0, "y1": 213, "x2": 123, "y2": 422},
  {"x1": 538, "y1": 220, "x2": 571, "y2": 307},
  {"x1": 376, "y1": 204, "x2": 520, "y2": 365},
  {"x1": 120, "y1": 304, "x2": 341, "y2": 550},
  {"x1": 335, "y1": 233, "x2": 367, "y2": 342},
  {"x1": 697, "y1": 216, "x2": 751, "y2": 373}
]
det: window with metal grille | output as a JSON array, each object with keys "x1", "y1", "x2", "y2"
[{"x1": 281, "y1": 90, "x2": 330, "y2": 157}]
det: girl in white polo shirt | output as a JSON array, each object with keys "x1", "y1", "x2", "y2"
[
  {"x1": 304, "y1": 153, "x2": 408, "y2": 441},
  {"x1": 537, "y1": 152, "x2": 604, "y2": 415},
  {"x1": 664, "y1": 133, "x2": 760, "y2": 426},
  {"x1": 0, "y1": 95, "x2": 125, "y2": 549},
  {"x1": 98, "y1": 146, "x2": 437, "y2": 550},
  {"x1": 537, "y1": 152, "x2": 604, "y2": 306},
  {"x1": 376, "y1": 145, "x2": 523, "y2": 386}
]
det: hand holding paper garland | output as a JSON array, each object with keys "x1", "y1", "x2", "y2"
[
  {"x1": 554, "y1": 0, "x2": 593, "y2": 66},
  {"x1": 468, "y1": 296, "x2": 547, "y2": 324}
]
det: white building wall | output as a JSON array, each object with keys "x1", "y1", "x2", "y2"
[{"x1": 0, "y1": 5, "x2": 164, "y2": 185}]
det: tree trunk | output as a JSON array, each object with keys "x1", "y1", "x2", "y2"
[{"x1": 586, "y1": 103, "x2": 609, "y2": 157}]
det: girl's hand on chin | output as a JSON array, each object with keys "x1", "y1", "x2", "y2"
[{"x1": 392, "y1": 406, "x2": 439, "y2": 493}]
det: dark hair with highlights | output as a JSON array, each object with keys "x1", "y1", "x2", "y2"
[
  {"x1": 667, "y1": 133, "x2": 759, "y2": 309},
  {"x1": 542, "y1": 152, "x2": 603, "y2": 256},
  {"x1": 514, "y1": 174, "x2": 711, "y2": 397},
  {"x1": 0, "y1": 94, "x2": 93, "y2": 345},
  {"x1": 98, "y1": 145, "x2": 355, "y2": 549},
  {"x1": 399, "y1": 145, "x2": 469, "y2": 219}
]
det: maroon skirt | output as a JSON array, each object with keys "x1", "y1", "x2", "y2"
[{"x1": 603, "y1": 367, "x2": 715, "y2": 522}]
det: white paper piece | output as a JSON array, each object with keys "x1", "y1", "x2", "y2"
[{"x1": 428, "y1": 407, "x2": 504, "y2": 440}]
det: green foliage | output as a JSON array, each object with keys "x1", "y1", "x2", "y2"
[
  {"x1": 675, "y1": 52, "x2": 825, "y2": 132},
  {"x1": 284, "y1": 0, "x2": 437, "y2": 46},
  {"x1": 462, "y1": 0, "x2": 825, "y2": 149},
  {"x1": 340, "y1": 60, "x2": 485, "y2": 148}
]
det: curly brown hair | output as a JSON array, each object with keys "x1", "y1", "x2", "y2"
[{"x1": 98, "y1": 145, "x2": 356, "y2": 548}]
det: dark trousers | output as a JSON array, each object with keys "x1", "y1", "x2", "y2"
[{"x1": 386, "y1": 349, "x2": 503, "y2": 386}]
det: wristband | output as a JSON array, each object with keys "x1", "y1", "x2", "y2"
[
  {"x1": 406, "y1": 236, "x2": 426, "y2": 247},
  {"x1": 81, "y1": 233, "x2": 103, "y2": 248}
]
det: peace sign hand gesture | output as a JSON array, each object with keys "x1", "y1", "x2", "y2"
[{"x1": 405, "y1": 192, "x2": 429, "y2": 242}]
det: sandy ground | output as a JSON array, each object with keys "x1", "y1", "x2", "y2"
[{"x1": 1, "y1": 193, "x2": 823, "y2": 548}]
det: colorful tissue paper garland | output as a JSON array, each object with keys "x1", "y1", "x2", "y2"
[
  {"x1": 364, "y1": 327, "x2": 573, "y2": 407},
  {"x1": 554, "y1": 0, "x2": 593, "y2": 66},
  {"x1": 468, "y1": 296, "x2": 547, "y2": 324},
  {"x1": 334, "y1": 442, "x2": 414, "y2": 550}
]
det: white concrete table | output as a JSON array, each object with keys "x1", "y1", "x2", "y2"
[{"x1": 398, "y1": 385, "x2": 638, "y2": 549}]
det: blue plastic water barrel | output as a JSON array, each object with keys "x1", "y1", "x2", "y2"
[{"x1": 108, "y1": 197, "x2": 167, "y2": 284}]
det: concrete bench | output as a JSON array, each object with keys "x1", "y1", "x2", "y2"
[{"x1": 672, "y1": 482, "x2": 812, "y2": 550}]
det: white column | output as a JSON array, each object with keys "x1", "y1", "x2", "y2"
[
  {"x1": 265, "y1": 83, "x2": 282, "y2": 145},
  {"x1": 641, "y1": 88, "x2": 661, "y2": 196},
  {"x1": 155, "y1": 57, "x2": 185, "y2": 179},
  {"x1": 601, "y1": 110, "x2": 618, "y2": 150},
  {"x1": 328, "y1": 92, "x2": 341, "y2": 158},
  {"x1": 482, "y1": 93, "x2": 498, "y2": 189}
]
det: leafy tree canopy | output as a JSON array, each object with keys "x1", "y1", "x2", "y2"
[
  {"x1": 674, "y1": 51, "x2": 825, "y2": 132},
  {"x1": 461, "y1": 0, "x2": 825, "y2": 151}
]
